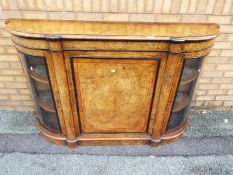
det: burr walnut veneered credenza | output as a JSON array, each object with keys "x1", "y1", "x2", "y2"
[{"x1": 6, "y1": 19, "x2": 219, "y2": 148}]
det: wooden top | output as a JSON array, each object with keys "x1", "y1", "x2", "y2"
[{"x1": 6, "y1": 19, "x2": 219, "y2": 41}]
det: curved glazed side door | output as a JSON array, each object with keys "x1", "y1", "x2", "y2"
[
  {"x1": 166, "y1": 57, "x2": 204, "y2": 133},
  {"x1": 15, "y1": 44, "x2": 66, "y2": 136},
  {"x1": 21, "y1": 53, "x2": 61, "y2": 133}
]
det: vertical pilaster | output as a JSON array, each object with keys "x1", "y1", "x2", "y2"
[
  {"x1": 48, "y1": 38, "x2": 77, "y2": 147},
  {"x1": 150, "y1": 38, "x2": 185, "y2": 146}
]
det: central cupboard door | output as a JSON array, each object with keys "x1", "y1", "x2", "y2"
[{"x1": 71, "y1": 56, "x2": 159, "y2": 133}]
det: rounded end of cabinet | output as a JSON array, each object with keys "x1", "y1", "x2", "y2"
[
  {"x1": 164, "y1": 56, "x2": 204, "y2": 139},
  {"x1": 20, "y1": 53, "x2": 63, "y2": 136},
  {"x1": 33, "y1": 111, "x2": 78, "y2": 148},
  {"x1": 161, "y1": 118, "x2": 188, "y2": 145}
]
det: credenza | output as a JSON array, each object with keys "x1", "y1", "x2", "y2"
[{"x1": 6, "y1": 19, "x2": 219, "y2": 148}]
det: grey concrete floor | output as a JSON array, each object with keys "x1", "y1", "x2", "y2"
[
  {"x1": 1, "y1": 110, "x2": 232, "y2": 137},
  {"x1": 0, "y1": 110, "x2": 36, "y2": 134},
  {"x1": 0, "y1": 153, "x2": 233, "y2": 175},
  {"x1": 0, "y1": 110, "x2": 233, "y2": 156},
  {"x1": 0, "y1": 110, "x2": 233, "y2": 174}
]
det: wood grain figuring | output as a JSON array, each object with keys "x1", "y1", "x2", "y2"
[
  {"x1": 49, "y1": 42, "x2": 76, "y2": 140},
  {"x1": 63, "y1": 41, "x2": 169, "y2": 52},
  {"x1": 6, "y1": 19, "x2": 219, "y2": 40},
  {"x1": 160, "y1": 52, "x2": 184, "y2": 135},
  {"x1": 64, "y1": 53, "x2": 81, "y2": 136},
  {"x1": 12, "y1": 35, "x2": 49, "y2": 50},
  {"x1": 6, "y1": 19, "x2": 218, "y2": 148},
  {"x1": 151, "y1": 53, "x2": 183, "y2": 139},
  {"x1": 12, "y1": 35, "x2": 214, "y2": 53},
  {"x1": 147, "y1": 53, "x2": 167, "y2": 135},
  {"x1": 45, "y1": 53, "x2": 67, "y2": 135},
  {"x1": 73, "y1": 58, "x2": 158, "y2": 132}
]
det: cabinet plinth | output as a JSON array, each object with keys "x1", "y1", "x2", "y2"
[{"x1": 6, "y1": 19, "x2": 219, "y2": 148}]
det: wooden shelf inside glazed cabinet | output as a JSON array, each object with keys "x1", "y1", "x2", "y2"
[
  {"x1": 38, "y1": 91, "x2": 56, "y2": 113},
  {"x1": 30, "y1": 70, "x2": 49, "y2": 84},
  {"x1": 29, "y1": 69, "x2": 56, "y2": 112},
  {"x1": 29, "y1": 66, "x2": 49, "y2": 84},
  {"x1": 172, "y1": 94, "x2": 189, "y2": 113},
  {"x1": 180, "y1": 68, "x2": 198, "y2": 85},
  {"x1": 6, "y1": 19, "x2": 219, "y2": 148}
]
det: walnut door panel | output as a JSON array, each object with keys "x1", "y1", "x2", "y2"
[{"x1": 72, "y1": 58, "x2": 159, "y2": 133}]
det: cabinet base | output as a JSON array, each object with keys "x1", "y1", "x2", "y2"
[{"x1": 37, "y1": 118, "x2": 188, "y2": 148}]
